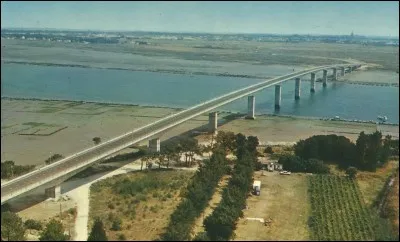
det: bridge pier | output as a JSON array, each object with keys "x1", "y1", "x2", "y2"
[
  {"x1": 149, "y1": 138, "x2": 160, "y2": 153},
  {"x1": 274, "y1": 85, "x2": 281, "y2": 110},
  {"x1": 332, "y1": 68, "x2": 337, "y2": 81},
  {"x1": 348, "y1": 66, "x2": 352, "y2": 73},
  {"x1": 310, "y1": 73, "x2": 316, "y2": 93},
  {"x1": 340, "y1": 67, "x2": 345, "y2": 77},
  {"x1": 208, "y1": 112, "x2": 218, "y2": 134},
  {"x1": 322, "y1": 70, "x2": 328, "y2": 87},
  {"x1": 246, "y1": 95, "x2": 255, "y2": 119},
  {"x1": 45, "y1": 185, "x2": 61, "y2": 199},
  {"x1": 295, "y1": 78, "x2": 301, "y2": 100}
]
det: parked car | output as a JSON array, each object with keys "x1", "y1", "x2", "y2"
[{"x1": 279, "y1": 171, "x2": 291, "y2": 175}]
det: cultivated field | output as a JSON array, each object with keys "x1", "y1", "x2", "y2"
[{"x1": 308, "y1": 175, "x2": 375, "y2": 241}]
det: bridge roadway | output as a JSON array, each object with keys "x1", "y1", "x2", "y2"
[{"x1": 1, "y1": 63, "x2": 359, "y2": 204}]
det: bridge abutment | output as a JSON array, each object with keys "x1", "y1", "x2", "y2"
[
  {"x1": 208, "y1": 112, "x2": 218, "y2": 134},
  {"x1": 149, "y1": 138, "x2": 160, "y2": 153},
  {"x1": 246, "y1": 95, "x2": 255, "y2": 119},
  {"x1": 295, "y1": 78, "x2": 301, "y2": 100},
  {"x1": 310, "y1": 73, "x2": 316, "y2": 93},
  {"x1": 45, "y1": 185, "x2": 61, "y2": 199},
  {"x1": 322, "y1": 70, "x2": 328, "y2": 87},
  {"x1": 274, "y1": 85, "x2": 281, "y2": 110}
]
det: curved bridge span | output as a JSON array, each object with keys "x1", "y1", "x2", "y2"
[{"x1": 1, "y1": 63, "x2": 360, "y2": 204}]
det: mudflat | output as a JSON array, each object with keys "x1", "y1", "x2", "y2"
[{"x1": 2, "y1": 98, "x2": 398, "y2": 167}]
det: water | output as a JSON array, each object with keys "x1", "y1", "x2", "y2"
[{"x1": 1, "y1": 63, "x2": 399, "y2": 124}]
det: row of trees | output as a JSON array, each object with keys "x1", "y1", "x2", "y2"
[
  {"x1": 294, "y1": 132, "x2": 396, "y2": 171},
  {"x1": 1, "y1": 211, "x2": 69, "y2": 241},
  {"x1": 160, "y1": 150, "x2": 229, "y2": 241},
  {"x1": 200, "y1": 134, "x2": 259, "y2": 241}
]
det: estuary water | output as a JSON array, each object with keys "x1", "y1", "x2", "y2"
[{"x1": 1, "y1": 63, "x2": 399, "y2": 123}]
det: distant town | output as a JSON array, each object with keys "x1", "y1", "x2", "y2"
[{"x1": 1, "y1": 28, "x2": 398, "y2": 46}]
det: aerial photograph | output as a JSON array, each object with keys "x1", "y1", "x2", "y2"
[{"x1": 1, "y1": 1, "x2": 399, "y2": 241}]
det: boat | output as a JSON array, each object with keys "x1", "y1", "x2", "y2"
[{"x1": 377, "y1": 116, "x2": 388, "y2": 122}]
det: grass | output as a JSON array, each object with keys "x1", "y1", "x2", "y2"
[
  {"x1": 356, "y1": 160, "x2": 398, "y2": 207},
  {"x1": 234, "y1": 171, "x2": 310, "y2": 241},
  {"x1": 381, "y1": 169, "x2": 399, "y2": 239},
  {"x1": 88, "y1": 169, "x2": 195, "y2": 241}
]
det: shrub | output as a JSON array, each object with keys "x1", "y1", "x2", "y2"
[
  {"x1": 45, "y1": 154, "x2": 64, "y2": 165},
  {"x1": 346, "y1": 166, "x2": 358, "y2": 179},
  {"x1": 24, "y1": 219, "x2": 43, "y2": 230},
  {"x1": 93, "y1": 137, "x2": 101, "y2": 145},
  {"x1": 264, "y1": 146, "x2": 274, "y2": 154},
  {"x1": 108, "y1": 203, "x2": 115, "y2": 209},
  {"x1": 150, "y1": 206, "x2": 159, "y2": 213},
  {"x1": 111, "y1": 218, "x2": 122, "y2": 231},
  {"x1": 117, "y1": 233, "x2": 126, "y2": 241}
]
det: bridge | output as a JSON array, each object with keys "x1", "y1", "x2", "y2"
[{"x1": 1, "y1": 64, "x2": 360, "y2": 204}]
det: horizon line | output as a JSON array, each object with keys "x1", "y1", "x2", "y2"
[{"x1": 1, "y1": 27, "x2": 398, "y2": 39}]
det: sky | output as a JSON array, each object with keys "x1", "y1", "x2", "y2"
[{"x1": 1, "y1": 1, "x2": 399, "y2": 37}]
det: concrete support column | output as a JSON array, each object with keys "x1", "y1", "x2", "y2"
[
  {"x1": 295, "y1": 78, "x2": 301, "y2": 100},
  {"x1": 149, "y1": 138, "x2": 160, "y2": 153},
  {"x1": 332, "y1": 68, "x2": 337, "y2": 81},
  {"x1": 310, "y1": 73, "x2": 316, "y2": 93},
  {"x1": 322, "y1": 70, "x2": 328, "y2": 87},
  {"x1": 246, "y1": 95, "x2": 255, "y2": 119},
  {"x1": 340, "y1": 67, "x2": 345, "y2": 76},
  {"x1": 348, "y1": 66, "x2": 352, "y2": 73},
  {"x1": 45, "y1": 185, "x2": 61, "y2": 199},
  {"x1": 208, "y1": 112, "x2": 218, "y2": 133},
  {"x1": 274, "y1": 85, "x2": 281, "y2": 110}
]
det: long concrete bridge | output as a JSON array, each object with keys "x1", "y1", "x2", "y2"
[{"x1": 1, "y1": 64, "x2": 360, "y2": 204}]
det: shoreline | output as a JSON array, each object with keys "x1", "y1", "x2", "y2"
[{"x1": 2, "y1": 96, "x2": 398, "y2": 126}]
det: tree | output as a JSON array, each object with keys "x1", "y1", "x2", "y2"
[
  {"x1": 380, "y1": 135, "x2": 392, "y2": 164},
  {"x1": 92, "y1": 137, "x2": 101, "y2": 145},
  {"x1": 179, "y1": 137, "x2": 199, "y2": 167},
  {"x1": 39, "y1": 219, "x2": 69, "y2": 241},
  {"x1": 88, "y1": 218, "x2": 108, "y2": 241},
  {"x1": 247, "y1": 136, "x2": 259, "y2": 154},
  {"x1": 346, "y1": 166, "x2": 358, "y2": 179},
  {"x1": 1, "y1": 211, "x2": 26, "y2": 241},
  {"x1": 264, "y1": 146, "x2": 274, "y2": 154},
  {"x1": 215, "y1": 131, "x2": 236, "y2": 154}
]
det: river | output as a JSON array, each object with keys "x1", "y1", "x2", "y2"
[{"x1": 1, "y1": 63, "x2": 399, "y2": 123}]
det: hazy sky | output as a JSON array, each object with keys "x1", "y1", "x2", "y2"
[{"x1": 1, "y1": 1, "x2": 399, "y2": 37}]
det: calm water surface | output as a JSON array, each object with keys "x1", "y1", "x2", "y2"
[{"x1": 1, "y1": 63, "x2": 399, "y2": 123}]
